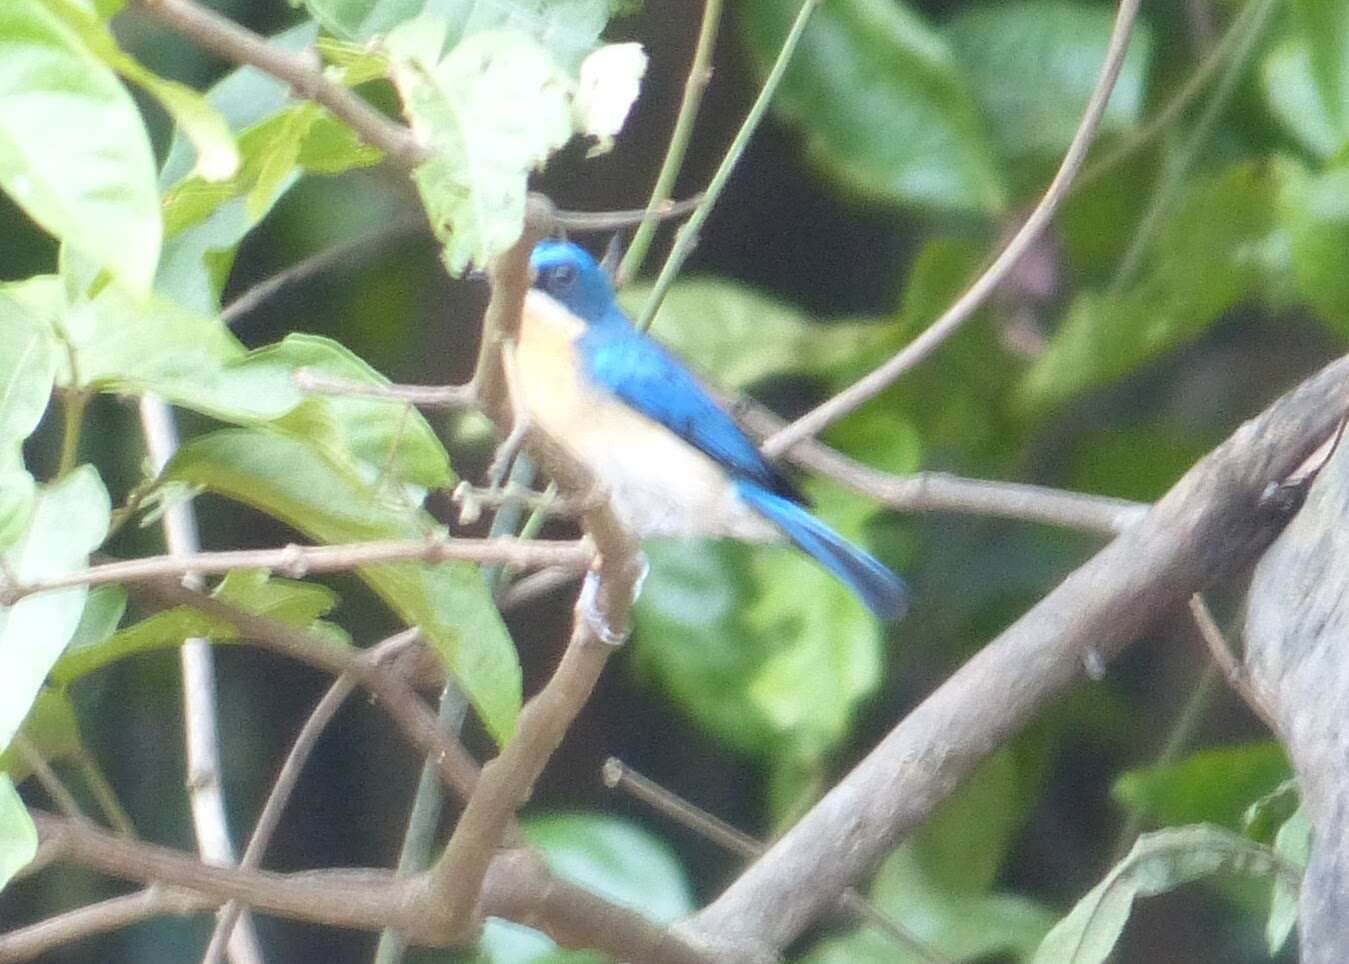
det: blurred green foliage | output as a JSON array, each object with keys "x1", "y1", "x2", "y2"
[{"x1": 0, "y1": 0, "x2": 1345, "y2": 960}]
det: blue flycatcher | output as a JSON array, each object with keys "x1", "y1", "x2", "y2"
[{"x1": 515, "y1": 240, "x2": 908, "y2": 620}]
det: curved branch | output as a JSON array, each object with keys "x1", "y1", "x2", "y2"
[{"x1": 760, "y1": 0, "x2": 1144, "y2": 456}]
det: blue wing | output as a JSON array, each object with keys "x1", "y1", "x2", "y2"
[{"x1": 580, "y1": 326, "x2": 804, "y2": 503}]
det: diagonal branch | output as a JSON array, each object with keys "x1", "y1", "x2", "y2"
[
  {"x1": 760, "y1": 0, "x2": 1144, "y2": 456},
  {"x1": 682, "y1": 350, "x2": 1349, "y2": 958},
  {"x1": 130, "y1": 0, "x2": 426, "y2": 166}
]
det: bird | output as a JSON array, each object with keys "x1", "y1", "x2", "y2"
[{"x1": 514, "y1": 239, "x2": 909, "y2": 621}]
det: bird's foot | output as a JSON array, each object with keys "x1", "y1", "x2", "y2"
[{"x1": 577, "y1": 562, "x2": 648, "y2": 647}]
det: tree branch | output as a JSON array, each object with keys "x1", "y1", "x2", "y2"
[
  {"x1": 760, "y1": 0, "x2": 1144, "y2": 455},
  {"x1": 292, "y1": 371, "x2": 477, "y2": 408},
  {"x1": 0, "y1": 886, "x2": 211, "y2": 964},
  {"x1": 682, "y1": 350, "x2": 1349, "y2": 957},
  {"x1": 201, "y1": 630, "x2": 422, "y2": 964},
  {"x1": 130, "y1": 0, "x2": 427, "y2": 166},
  {"x1": 0, "y1": 537, "x2": 592, "y2": 604},
  {"x1": 104, "y1": 586, "x2": 711, "y2": 962},
  {"x1": 733, "y1": 401, "x2": 1146, "y2": 535}
]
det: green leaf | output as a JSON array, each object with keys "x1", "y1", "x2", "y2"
[
  {"x1": 1033, "y1": 825, "x2": 1285, "y2": 964},
  {"x1": 739, "y1": 0, "x2": 1004, "y2": 214},
  {"x1": 155, "y1": 23, "x2": 381, "y2": 313},
  {"x1": 0, "y1": 283, "x2": 59, "y2": 548},
  {"x1": 0, "y1": 690, "x2": 84, "y2": 782},
  {"x1": 0, "y1": 0, "x2": 160, "y2": 293},
  {"x1": 160, "y1": 22, "x2": 319, "y2": 188},
  {"x1": 634, "y1": 484, "x2": 893, "y2": 763},
  {"x1": 55, "y1": 284, "x2": 303, "y2": 422},
  {"x1": 0, "y1": 467, "x2": 110, "y2": 752},
  {"x1": 391, "y1": 25, "x2": 573, "y2": 272},
  {"x1": 37, "y1": 0, "x2": 238, "y2": 181},
  {"x1": 52, "y1": 570, "x2": 347, "y2": 686},
  {"x1": 943, "y1": 1, "x2": 1152, "y2": 164},
  {"x1": 0, "y1": 774, "x2": 37, "y2": 893},
  {"x1": 805, "y1": 840, "x2": 1054, "y2": 963},
  {"x1": 307, "y1": 0, "x2": 611, "y2": 72},
  {"x1": 256, "y1": 334, "x2": 454, "y2": 493},
  {"x1": 1277, "y1": 157, "x2": 1349, "y2": 338},
  {"x1": 1263, "y1": 37, "x2": 1345, "y2": 158},
  {"x1": 1022, "y1": 162, "x2": 1277, "y2": 410},
  {"x1": 617, "y1": 279, "x2": 901, "y2": 390},
  {"x1": 524, "y1": 813, "x2": 694, "y2": 921},
  {"x1": 480, "y1": 812, "x2": 693, "y2": 962},
  {"x1": 1113, "y1": 741, "x2": 1292, "y2": 832},
  {"x1": 1267, "y1": 805, "x2": 1308, "y2": 954},
  {"x1": 914, "y1": 750, "x2": 1022, "y2": 895},
  {"x1": 1292, "y1": 0, "x2": 1349, "y2": 143},
  {"x1": 1243, "y1": 779, "x2": 1299, "y2": 845},
  {"x1": 166, "y1": 429, "x2": 520, "y2": 742}
]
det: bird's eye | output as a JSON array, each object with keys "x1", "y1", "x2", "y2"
[{"x1": 552, "y1": 263, "x2": 578, "y2": 290}]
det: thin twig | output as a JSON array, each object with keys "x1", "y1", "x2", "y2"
[
  {"x1": 292, "y1": 371, "x2": 476, "y2": 407},
  {"x1": 554, "y1": 195, "x2": 706, "y2": 232},
  {"x1": 221, "y1": 217, "x2": 428, "y2": 329},
  {"x1": 1109, "y1": 664, "x2": 1220, "y2": 862},
  {"x1": 733, "y1": 400, "x2": 1147, "y2": 535},
  {"x1": 617, "y1": 0, "x2": 723, "y2": 285},
  {"x1": 496, "y1": 566, "x2": 584, "y2": 610},
  {"x1": 74, "y1": 753, "x2": 137, "y2": 837},
  {"x1": 202, "y1": 630, "x2": 422, "y2": 964},
  {"x1": 602, "y1": 759, "x2": 950, "y2": 964},
  {"x1": 11, "y1": 736, "x2": 88, "y2": 823},
  {"x1": 761, "y1": 0, "x2": 1144, "y2": 456},
  {"x1": 371, "y1": 674, "x2": 471, "y2": 964},
  {"x1": 1189, "y1": 594, "x2": 1280, "y2": 732},
  {"x1": 637, "y1": 0, "x2": 820, "y2": 331},
  {"x1": 0, "y1": 886, "x2": 211, "y2": 964},
  {"x1": 1, "y1": 537, "x2": 592, "y2": 604},
  {"x1": 1074, "y1": 0, "x2": 1270, "y2": 194},
  {"x1": 1109, "y1": 0, "x2": 1277, "y2": 292},
  {"x1": 57, "y1": 391, "x2": 90, "y2": 478},
  {"x1": 138, "y1": 396, "x2": 265, "y2": 964}
]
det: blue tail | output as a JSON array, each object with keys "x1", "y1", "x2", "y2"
[{"x1": 737, "y1": 482, "x2": 909, "y2": 621}]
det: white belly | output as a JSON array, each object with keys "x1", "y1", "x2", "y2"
[{"x1": 516, "y1": 291, "x2": 779, "y2": 541}]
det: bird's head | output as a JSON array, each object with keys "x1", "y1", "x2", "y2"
[{"x1": 530, "y1": 240, "x2": 621, "y2": 325}]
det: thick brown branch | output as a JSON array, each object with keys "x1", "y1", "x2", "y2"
[{"x1": 684, "y1": 351, "x2": 1349, "y2": 956}]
